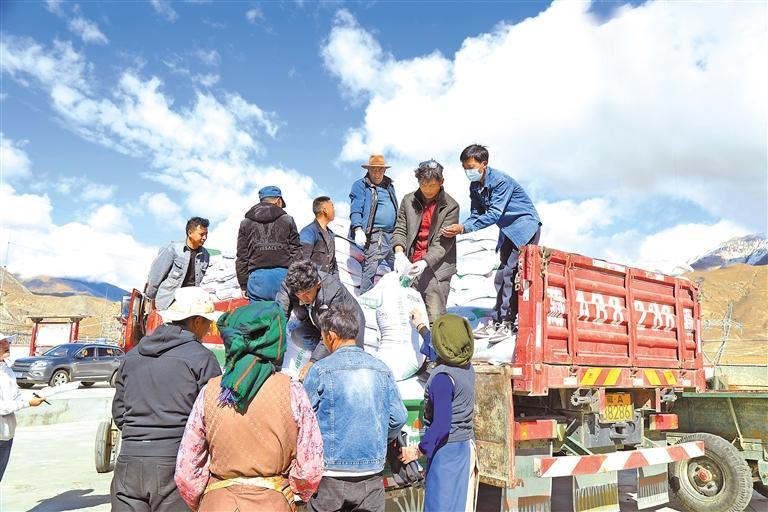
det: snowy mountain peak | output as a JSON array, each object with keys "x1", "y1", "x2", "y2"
[{"x1": 689, "y1": 233, "x2": 768, "y2": 270}]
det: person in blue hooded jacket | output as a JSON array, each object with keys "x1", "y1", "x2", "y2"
[{"x1": 442, "y1": 144, "x2": 541, "y2": 341}]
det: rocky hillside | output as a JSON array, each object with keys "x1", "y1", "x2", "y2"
[
  {"x1": 687, "y1": 264, "x2": 767, "y2": 365},
  {"x1": 0, "y1": 268, "x2": 121, "y2": 344},
  {"x1": 22, "y1": 275, "x2": 129, "y2": 301},
  {"x1": 690, "y1": 233, "x2": 768, "y2": 270}
]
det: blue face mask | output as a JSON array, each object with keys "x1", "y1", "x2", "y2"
[{"x1": 464, "y1": 167, "x2": 483, "y2": 182}]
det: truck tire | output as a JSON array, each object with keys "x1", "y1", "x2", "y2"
[
  {"x1": 669, "y1": 433, "x2": 752, "y2": 512},
  {"x1": 110, "y1": 371, "x2": 118, "y2": 388}
]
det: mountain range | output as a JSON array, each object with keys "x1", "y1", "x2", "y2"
[
  {"x1": 689, "y1": 233, "x2": 768, "y2": 270},
  {"x1": 21, "y1": 276, "x2": 129, "y2": 302}
]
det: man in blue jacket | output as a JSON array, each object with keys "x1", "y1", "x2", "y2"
[
  {"x1": 349, "y1": 154, "x2": 399, "y2": 294},
  {"x1": 304, "y1": 302, "x2": 406, "y2": 512},
  {"x1": 442, "y1": 144, "x2": 542, "y2": 340}
]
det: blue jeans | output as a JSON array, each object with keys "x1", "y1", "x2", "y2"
[
  {"x1": 246, "y1": 267, "x2": 288, "y2": 302},
  {"x1": 494, "y1": 226, "x2": 541, "y2": 323},
  {"x1": 359, "y1": 231, "x2": 394, "y2": 294},
  {"x1": 0, "y1": 438, "x2": 13, "y2": 481}
]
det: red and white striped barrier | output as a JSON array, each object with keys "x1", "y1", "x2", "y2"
[{"x1": 534, "y1": 441, "x2": 704, "y2": 478}]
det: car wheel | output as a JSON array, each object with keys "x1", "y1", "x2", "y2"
[
  {"x1": 110, "y1": 371, "x2": 118, "y2": 388},
  {"x1": 80, "y1": 382, "x2": 95, "y2": 388},
  {"x1": 18, "y1": 382, "x2": 35, "y2": 389},
  {"x1": 49, "y1": 369, "x2": 70, "y2": 387}
]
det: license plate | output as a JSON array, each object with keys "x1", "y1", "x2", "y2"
[
  {"x1": 602, "y1": 392, "x2": 634, "y2": 423},
  {"x1": 13, "y1": 372, "x2": 23, "y2": 379}
]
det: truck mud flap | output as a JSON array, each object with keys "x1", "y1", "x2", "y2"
[
  {"x1": 573, "y1": 472, "x2": 619, "y2": 512},
  {"x1": 501, "y1": 445, "x2": 552, "y2": 512},
  {"x1": 637, "y1": 464, "x2": 669, "y2": 509}
]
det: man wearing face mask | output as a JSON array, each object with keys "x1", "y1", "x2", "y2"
[
  {"x1": 392, "y1": 159, "x2": 460, "y2": 325},
  {"x1": 349, "y1": 154, "x2": 399, "y2": 294},
  {"x1": 442, "y1": 144, "x2": 541, "y2": 341},
  {"x1": 276, "y1": 260, "x2": 366, "y2": 380}
]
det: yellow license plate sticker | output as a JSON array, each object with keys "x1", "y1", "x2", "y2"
[{"x1": 602, "y1": 392, "x2": 634, "y2": 423}]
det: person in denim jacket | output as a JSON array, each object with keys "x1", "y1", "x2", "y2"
[
  {"x1": 303, "y1": 303, "x2": 407, "y2": 512},
  {"x1": 145, "y1": 217, "x2": 211, "y2": 310},
  {"x1": 349, "y1": 154, "x2": 399, "y2": 294},
  {"x1": 442, "y1": 145, "x2": 541, "y2": 341}
]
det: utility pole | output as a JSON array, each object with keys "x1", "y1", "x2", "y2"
[{"x1": 703, "y1": 302, "x2": 744, "y2": 389}]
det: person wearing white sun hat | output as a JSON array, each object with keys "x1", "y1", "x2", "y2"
[
  {"x1": 0, "y1": 332, "x2": 44, "y2": 481},
  {"x1": 111, "y1": 287, "x2": 223, "y2": 511}
]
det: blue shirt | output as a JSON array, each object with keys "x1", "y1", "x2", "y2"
[
  {"x1": 462, "y1": 167, "x2": 541, "y2": 250},
  {"x1": 372, "y1": 185, "x2": 397, "y2": 231},
  {"x1": 418, "y1": 372, "x2": 453, "y2": 462}
]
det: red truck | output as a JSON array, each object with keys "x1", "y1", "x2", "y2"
[{"x1": 116, "y1": 245, "x2": 707, "y2": 511}]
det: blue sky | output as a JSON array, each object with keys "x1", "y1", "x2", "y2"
[{"x1": 1, "y1": 0, "x2": 765, "y2": 289}]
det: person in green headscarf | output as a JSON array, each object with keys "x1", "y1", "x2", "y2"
[
  {"x1": 175, "y1": 301, "x2": 324, "y2": 512},
  {"x1": 401, "y1": 312, "x2": 479, "y2": 512}
]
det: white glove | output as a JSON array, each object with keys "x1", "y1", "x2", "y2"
[
  {"x1": 354, "y1": 229, "x2": 367, "y2": 247},
  {"x1": 408, "y1": 260, "x2": 427, "y2": 278},
  {"x1": 394, "y1": 252, "x2": 411, "y2": 274}
]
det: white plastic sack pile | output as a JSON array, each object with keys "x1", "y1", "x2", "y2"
[
  {"x1": 201, "y1": 252, "x2": 242, "y2": 301},
  {"x1": 447, "y1": 226, "x2": 500, "y2": 309},
  {"x1": 330, "y1": 218, "x2": 366, "y2": 296},
  {"x1": 445, "y1": 306, "x2": 516, "y2": 364},
  {"x1": 358, "y1": 272, "x2": 427, "y2": 380}
]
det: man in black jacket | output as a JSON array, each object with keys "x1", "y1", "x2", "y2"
[
  {"x1": 236, "y1": 185, "x2": 301, "y2": 302},
  {"x1": 111, "y1": 287, "x2": 222, "y2": 512},
  {"x1": 276, "y1": 260, "x2": 365, "y2": 380}
]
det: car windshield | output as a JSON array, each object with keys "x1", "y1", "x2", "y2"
[{"x1": 42, "y1": 345, "x2": 75, "y2": 357}]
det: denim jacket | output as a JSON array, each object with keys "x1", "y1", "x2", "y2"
[
  {"x1": 303, "y1": 346, "x2": 407, "y2": 473},
  {"x1": 462, "y1": 167, "x2": 541, "y2": 250},
  {"x1": 348, "y1": 175, "x2": 399, "y2": 237},
  {"x1": 145, "y1": 242, "x2": 210, "y2": 310}
]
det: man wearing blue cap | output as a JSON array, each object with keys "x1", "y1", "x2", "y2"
[{"x1": 236, "y1": 186, "x2": 302, "y2": 302}]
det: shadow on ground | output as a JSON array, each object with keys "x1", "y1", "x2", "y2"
[{"x1": 28, "y1": 489, "x2": 110, "y2": 512}]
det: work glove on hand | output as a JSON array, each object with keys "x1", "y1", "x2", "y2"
[
  {"x1": 408, "y1": 260, "x2": 428, "y2": 278},
  {"x1": 394, "y1": 252, "x2": 411, "y2": 274},
  {"x1": 354, "y1": 229, "x2": 367, "y2": 248}
]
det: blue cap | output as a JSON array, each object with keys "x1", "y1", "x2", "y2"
[{"x1": 258, "y1": 185, "x2": 286, "y2": 207}]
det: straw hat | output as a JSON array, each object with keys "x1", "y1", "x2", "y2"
[
  {"x1": 361, "y1": 154, "x2": 391, "y2": 169},
  {"x1": 158, "y1": 287, "x2": 224, "y2": 323}
]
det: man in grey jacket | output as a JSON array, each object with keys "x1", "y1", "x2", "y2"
[
  {"x1": 276, "y1": 260, "x2": 365, "y2": 380},
  {"x1": 145, "y1": 217, "x2": 211, "y2": 310},
  {"x1": 392, "y1": 160, "x2": 459, "y2": 324}
]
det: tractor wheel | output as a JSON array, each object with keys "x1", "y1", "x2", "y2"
[{"x1": 669, "y1": 433, "x2": 752, "y2": 512}]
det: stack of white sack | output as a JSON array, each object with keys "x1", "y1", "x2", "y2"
[
  {"x1": 201, "y1": 252, "x2": 242, "y2": 301},
  {"x1": 447, "y1": 306, "x2": 517, "y2": 364},
  {"x1": 447, "y1": 226, "x2": 500, "y2": 309},
  {"x1": 329, "y1": 218, "x2": 366, "y2": 296},
  {"x1": 358, "y1": 272, "x2": 427, "y2": 381},
  {"x1": 397, "y1": 375, "x2": 426, "y2": 401}
]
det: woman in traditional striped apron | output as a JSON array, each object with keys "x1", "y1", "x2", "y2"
[
  {"x1": 175, "y1": 301, "x2": 324, "y2": 511},
  {"x1": 402, "y1": 312, "x2": 479, "y2": 511}
]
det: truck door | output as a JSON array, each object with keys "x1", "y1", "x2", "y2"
[{"x1": 122, "y1": 289, "x2": 145, "y2": 352}]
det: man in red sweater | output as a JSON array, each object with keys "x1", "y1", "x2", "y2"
[{"x1": 392, "y1": 160, "x2": 460, "y2": 324}]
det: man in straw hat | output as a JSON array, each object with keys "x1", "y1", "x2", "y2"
[
  {"x1": 0, "y1": 333, "x2": 44, "y2": 481},
  {"x1": 111, "y1": 287, "x2": 222, "y2": 511},
  {"x1": 349, "y1": 154, "x2": 399, "y2": 294},
  {"x1": 175, "y1": 301, "x2": 324, "y2": 511}
]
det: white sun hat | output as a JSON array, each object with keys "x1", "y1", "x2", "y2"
[{"x1": 158, "y1": 287, "x2": 224, "y2": 323}]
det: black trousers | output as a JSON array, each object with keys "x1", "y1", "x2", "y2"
[
  {"x1": 111, "y1": 454, "x2": 189, "y2": 511},
  {"x1": 494, "y1": 226, "x2": 541, "y2": 323},
  {"x1": 307, "y1": 473, "x2": 384, "y2": 512}
]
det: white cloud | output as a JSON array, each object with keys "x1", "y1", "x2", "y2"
[
  {"x1": 68, "y1": 16, "x2": 108, "y2": 45},
  {"x1": 0, "y1": 33, "x2": 322, "y2": 276},
  {"x1": 322, "y1": 2, "x2": 767, "y2": 232},
  {"x1": 246, "y1": 7, "x2": 264, "y2": 24},
  {"x1": 192, "y1": 73, "x2": 220, "y2": 87},
  {"x1": 0, "y1": 184, "x2": 154, "y2": 290},
  {"x1": 45, "y1": 0, "x2": 64, "y2": 16},
  {"x1": 151, "y1": 0, "x2": 178, "y2": 22},
  {"x1": 139, "y1": 192, "x2": 184, "y2": 230},
  {"x1": 54, "y1": 176, "x2": 116, "y2": 202},
  {"x1": 0, "y1": 133, "x2": 32, "y2": 181},
  {"x1": 194, "y1": 49, "x2": 220, "y2": 67}
]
